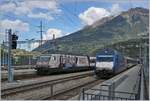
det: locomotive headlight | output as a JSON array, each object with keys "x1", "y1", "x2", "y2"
[{"x1": 96, "y1": 62, "x2": 113, "y2": 70}]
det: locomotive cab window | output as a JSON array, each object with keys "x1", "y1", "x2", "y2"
[
  {"x1": 39, "y1": 56, "x2": 50, "y2": 62},
  {"x1": 97, "y1": 56, "x2": 113, "y2": 62}
]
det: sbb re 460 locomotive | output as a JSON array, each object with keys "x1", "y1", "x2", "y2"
[
  {"x1": 94, "y1": 48, "x2": 139, "y2": 78},
  {"x1": 35, "y1": 54, "x2": 93, "y2": 75},
  {"x1": 95, "y1": 48, "x2": 127, "y2": 78}
]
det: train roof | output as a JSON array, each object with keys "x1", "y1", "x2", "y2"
[
  {"x1": 125, "y1": 56, "x2": 140, "y2": 61},
  {"x1": 38, "y1": 53, "x2": 88, "y2": 57},
  {"x1": 89, "y1": 57, "x2": 96, "y2": 59},
  {"x1": 96, "y1": 48, "x2": 118, "y2": 56}
]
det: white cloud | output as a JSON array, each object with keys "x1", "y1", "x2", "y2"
[
  {"x1": 79, "y1": 7, "x2": 111, "y2": 25},
  {"x1": 31, "y1": 43, "x2": 39, "y2": 49},
  {"x1": 43, "y1": 28, "x2": 62, "y2": 40},
  {"x1": 28, "y1": 12, "x2": 53, "y2": 21},
  {"x1": 0, "y1": 2, "x2": 30, "y2": 15},
  {"x1": 0, "y1": 0, "x2": 60, "y2": 21},
  {"x1": 65, "y1": 32, "x2": 71, "y2": 36},
  {"x1": 110, "y1": 3, "x2": 122, "y2": 15},
  {"x1": 79, "y1": 4, "x2": 122, "y2": 25},
  {"x1": 0, "y1": 19, "x2": 29, "y2": 32},
  {"x1": 61, "y1": 0, "x2": 148, "y2": 3},
  {"x1": 14, "y1": 6, "x2": 31, "y2": 15},
  {"x1": 0, "y1": 2, "x2": 16, "y2": 13},
  {"x1": 22, "y1": 0, "x2": 58, "y2": 11}
]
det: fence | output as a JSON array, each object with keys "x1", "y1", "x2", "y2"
[
  {"x1": 1, "y1": 46, "x2": 38, "y2": 70},
  {"x1": 81, "y1": 87, "x2": 138, "y2": 100},
  {"x1": 81, "y1": 78, "x2": 139, "y2": 100}
]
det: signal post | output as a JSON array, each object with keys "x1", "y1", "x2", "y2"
[{"x1": 7, "y1": 29, "x2": 18, "y2": 82}]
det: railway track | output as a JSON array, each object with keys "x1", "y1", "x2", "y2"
[
  {"x1": 2, "y1": 74, "x2": 42, "y2": 82},
  {"x1": 1, "y1": 69, "x2": 37, "y2": 81},
  {"x1": 1, "y1": 65, "x2": 35, "y2": 70},
  {"x1": 46, "y1": 79, "x2": 104, "y2": 100},
  {"x1": 1, "y1": 71, "x2": 95, "y2": 100},
  {"x1": 52, "y1": 65, "x2": 136, "y2": 100}
]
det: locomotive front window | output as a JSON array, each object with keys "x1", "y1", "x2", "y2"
[
  {"x1": 39, "y1": 57, "x2": 50, "y2": 62},
  {"x1": 97, "y1": 57, "x2": 113, "y2": 62}
]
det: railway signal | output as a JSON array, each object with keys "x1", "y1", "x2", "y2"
[
  {"x1": 11, "y1": 33, "x2": 18, "y2": 49},
  {"x1": 8, "y1": 29, "x2": 13, "y2": 82},
  {"x1": 7, "y1": 29, "x2": 18, "y2": 82}
]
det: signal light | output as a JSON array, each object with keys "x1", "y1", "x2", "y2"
[{"x1": 11, "y1": 34, "x2": 18, "y2": 49}]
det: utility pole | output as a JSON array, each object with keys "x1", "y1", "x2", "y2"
[
  {"x1": 53, "y1": 34, "x2": 55, "y2": 40},
  {"x1": 139, "y1": 36, "x2": 146, "y2": 65},
  {"x1": 37, "y1": 21, "x2": 45, "y2": 45},
  {"x1": 52, "y1": 34, "x2": 56, "y2": 52},
  {"x1": 5, "y1": 29, "x2": 8, "y2": 46},
  {"x1": 8, "y1": 29, "x2": 13, "y2": 82}
]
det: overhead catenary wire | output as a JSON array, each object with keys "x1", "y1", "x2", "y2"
[
  {"x1": 60, "y1": 2, "x2": 79, "y2": 19},
  {"x1": 2, "y1": 14, "x2": 37, "y2": 28},
  {"x1": 54, "y1": 0, "x2": 79, "y2": 26},
  {"x1": 74, "y1": 0, "x2": 78, "y2": 16},
  {"x1": 58, "y1": 8, "x2": 78, "y2": 27},
  {"x1": 53, "y1": 13, "x2": 74, "y2": 29},
  {"x1": 2, "y1": 0, "x2": 79, "y2": 30}
]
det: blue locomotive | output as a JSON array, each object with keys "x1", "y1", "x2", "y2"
[{"x1": 95, "y1": 48, "x2": 127, "y2": 78}]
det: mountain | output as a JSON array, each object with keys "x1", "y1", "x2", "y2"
[{"x1": 34, "y1": 7, "x2": 149, "y2": 55}]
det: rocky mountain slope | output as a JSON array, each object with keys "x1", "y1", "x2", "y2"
[{"x1": 34, "y1": 7, "x2": 149, "y2": 55}]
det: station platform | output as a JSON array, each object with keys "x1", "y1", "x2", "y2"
[{"x1": 78, "y1": 65, "x2": 142, "y2": 100}]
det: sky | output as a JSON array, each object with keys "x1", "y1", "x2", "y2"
[{"x1": 0, "y1": 0, "x2": 149, "y2": 49}]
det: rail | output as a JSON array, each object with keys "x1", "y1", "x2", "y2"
[
  {"x1": 1, "y1": 65, "x2": 36, "y2": 70},
  {"x1": 1, "y1": 72, "x2": 94, "y2": 99}
]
